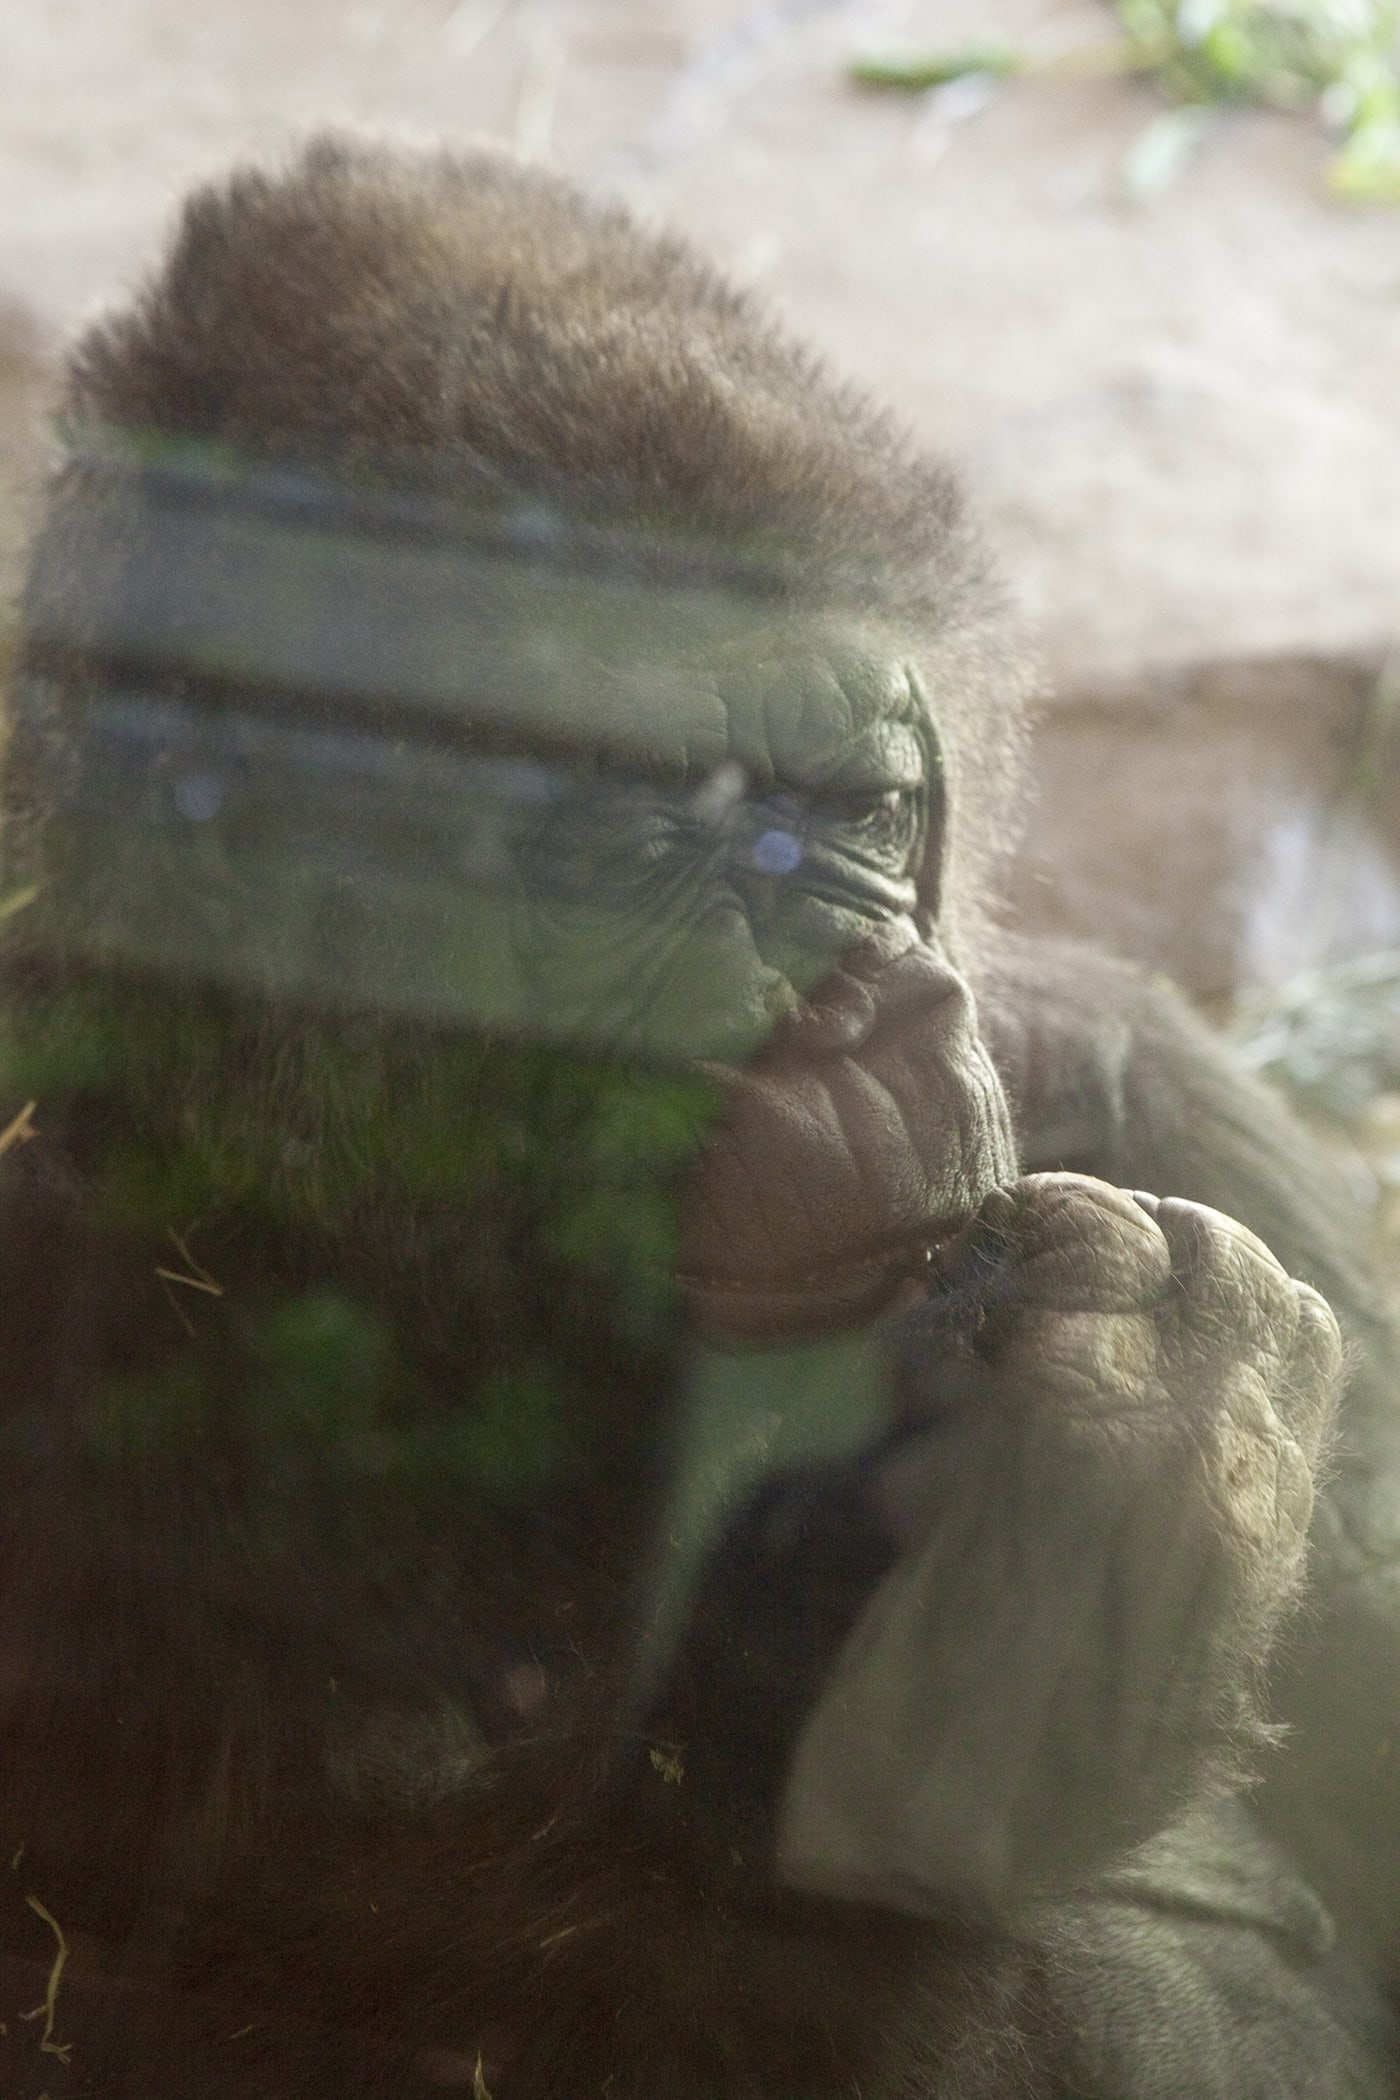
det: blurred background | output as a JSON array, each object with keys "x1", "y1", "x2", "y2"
[{"x1": 0, "y1": 0, "x2": 1396, "y2": 1239}]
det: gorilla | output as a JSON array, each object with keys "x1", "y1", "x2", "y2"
[{"x1": 1, "y1": 137, "x2": 1398, "y2": 2099}]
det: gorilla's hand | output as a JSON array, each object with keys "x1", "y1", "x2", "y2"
[{"x1": 775, "y1": 1174, "x2": 1341, "y2": 1918}]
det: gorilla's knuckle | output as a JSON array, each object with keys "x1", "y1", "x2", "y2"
[
  {"x1": 1286, "y1": 1281, "x2": 1345, "y2": 1394},
  {"x1": 964, "y1": 1172, "x2": 1172, "y2": 1315},
  {"x1": 1147, "y1": 1197, "x2": 1314, "y2": 1383},
  {"x1": 1155, "y1": 1197, "x2": 1287, "y2": 1299}
]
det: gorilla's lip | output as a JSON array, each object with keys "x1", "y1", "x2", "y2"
[{"x1": 675, "y1": 1211, "x2": 971, "y2": 1338}]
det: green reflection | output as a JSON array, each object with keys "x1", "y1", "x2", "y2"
[{"x1": 1, "y1": 975, "x2": 719, "y2": 1519}]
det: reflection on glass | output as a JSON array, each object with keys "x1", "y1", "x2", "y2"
[{"x1": 1, "y1": 449, "x2": 916, "y2": 2008}]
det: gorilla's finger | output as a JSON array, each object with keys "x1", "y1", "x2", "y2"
[
  {"x1": 1150, "y1": 1195, "x2": 1306, "y2": 1370},
  {"x1": 1279, "y1": 1281, "x2": 1346, "y2": 1463},
  {"x1": 933, "y1": 1174, "x2": 1173, "y2": 1318}
]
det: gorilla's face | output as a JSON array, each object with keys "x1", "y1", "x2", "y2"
[
  {"x1": 508, "y1": 618, "x2": 933, "y2": 1066},
  {"x1": 18, "y1": 468, "x2": 1017, "y2": 1344},
  {"x1": 416, "y1": 600, "x2": 1016, "y2": 1339}
]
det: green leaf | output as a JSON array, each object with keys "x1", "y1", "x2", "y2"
[
  {"x1": 1330, "y1": 115, "x2": 1400, "y2": 200},
  {"x1": 1122, "y1": 103, "x2": 1217, "y2": 198},
  {"x1": 851, "y1": 45, "x2": 1020, "y2": 92}
]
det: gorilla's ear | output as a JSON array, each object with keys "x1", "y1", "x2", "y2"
[{"x1": 909, "y1": 667, "x2": 950, "y2": 929}]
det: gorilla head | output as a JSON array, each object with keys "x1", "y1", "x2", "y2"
[{"x1": 9, "y1": 139, "x2": 1028, "y2": 1338}]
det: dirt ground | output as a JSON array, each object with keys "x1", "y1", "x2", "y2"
[{"x1": 0, "y1": 0, "x2": 1397, "y2": 1020}]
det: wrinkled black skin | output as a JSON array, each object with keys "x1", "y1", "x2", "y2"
[{"x1": 4, "y1": 139, "x2": 1400, "y2": 2100}]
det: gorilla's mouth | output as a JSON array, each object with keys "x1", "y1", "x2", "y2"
[{"x1": 676, "y1": 1214, "x2": 969, "y2": 1339}]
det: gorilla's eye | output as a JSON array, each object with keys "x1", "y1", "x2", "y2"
[
  {"x1": 635, "y1": 815, "x2": 688, "y2": 868},
  {"x1": 809, "y1": 787, "x2": 922, "y2": 869},
  {"x1": 841, "y1": 787, "x2": 909, "y2": 829}
]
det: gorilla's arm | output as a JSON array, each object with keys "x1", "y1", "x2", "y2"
[
  {"x1": 1030, "y1": 1818, "x2": 1398, "y2": 2100},
  {"x1": 2, "y1": 1090, "x2": 1377, "y2": 2100},
  {"x1": 778, "y1": 1175, "x2": 1334, "y2": 1908},
  {"x1": 979, "y1": 928, "x2": 1400, "y2": 1970},
  {"x1": 976, "y1": 930, "x2": 1394, "y2": 1353}
]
